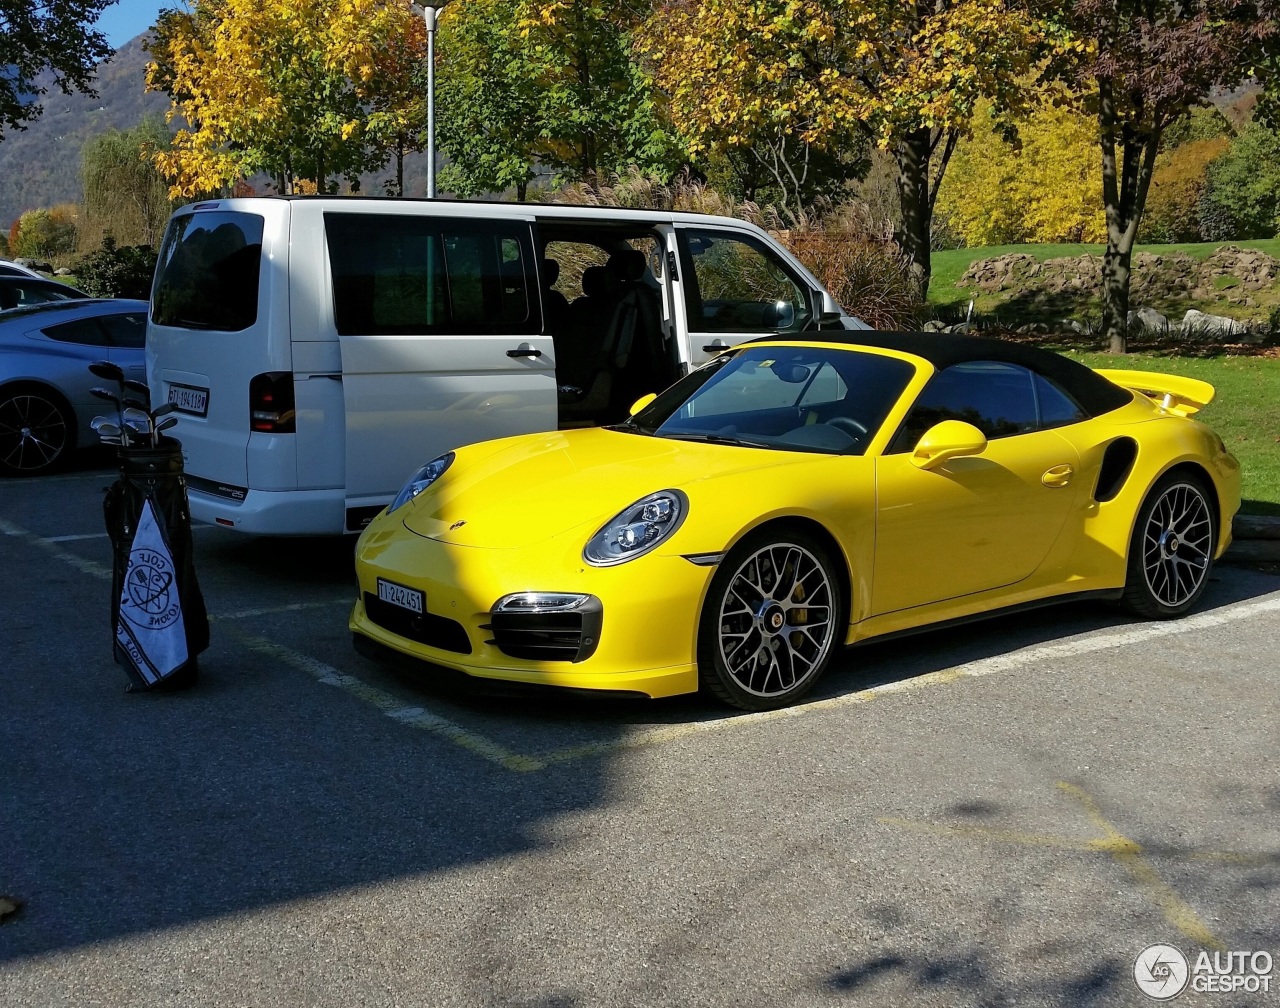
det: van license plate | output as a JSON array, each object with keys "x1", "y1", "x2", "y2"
[
  {"x1": 168, "y1": 384, "x2": 209, "y2": 416},
  {"x1": 377, "y1": 578, "x2": 423, "y2": 614}
]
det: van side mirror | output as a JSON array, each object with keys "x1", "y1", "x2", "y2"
[
  {"x1": 911, "y1": 420, "x2": 987, "y2": 470},
  {"x1": 629, "y1": 393, "x2": 657, "y2": 415},
  {"x1": 817, "y1": 290, "x2": 843, "y2": 323}
]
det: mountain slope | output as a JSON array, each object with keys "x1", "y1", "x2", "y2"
[{"x1": 0, "y1": 34, "x2": 169, "y2": 230}]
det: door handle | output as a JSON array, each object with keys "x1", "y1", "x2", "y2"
[
  {"x1": 1041, "y1": 464, "x2": 1074, "y2": 488},
  {"x1": 702, "y1": 340, "x2": 730, "y2": 353},
  {"x1": 506, "y1": 347, "x2": 543, "y2": 358}
]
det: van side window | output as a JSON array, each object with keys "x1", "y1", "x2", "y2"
[
  {"x1": 326, "y1": 214, "x2": 538, "y2": 336},
  {"x1": 678, "y1": 229, "x2": 813, "y2": 334},
  {"x1": 151, "y1": 212, "x2": 264, "y2": 331}
]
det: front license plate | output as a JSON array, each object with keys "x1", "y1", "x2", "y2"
[
  {"x1": 377, "y1": 578, "x2": 423, "y2": 614},
  {"x1": 168, "y1": 383, "x2": 209, "y2": 416}
]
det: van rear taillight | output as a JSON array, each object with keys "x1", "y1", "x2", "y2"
[{"x1": 249, "y1": 372, "x2": 296, "y2": 433}]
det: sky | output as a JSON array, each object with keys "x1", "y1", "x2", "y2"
[{"x1": 95, "y1": 0, "x2": 180, "y2": 50}]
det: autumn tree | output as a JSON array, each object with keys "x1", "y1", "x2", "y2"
[
  {"x1": 81, "y1": 116, "x2": 176, "y2": 250},
  {"x1": 937, "y1": 99, "x2": 1105, "y2": 246},
  {"x1": 145, "y1": 0, "x2": 411, "y2": 196},
  {"x1": 1140, "y1": 136, "x2": 1231, "y2": 243},
  {"x1": 11, "y1": 205, "x2": 79, "y2": 261},
  {"x1": 641, "y1": 0, "x2": 1064, "y2": 295},
  {"x1": 0, "y1": 0, "x2": 112, "y2": 139},
  {"x1": 1036, "y1": 0, "x2": 1280, "y2": 351}
]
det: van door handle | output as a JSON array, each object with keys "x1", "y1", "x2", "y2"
[
  {"x1": 506, "y1": 347, "x2": 543, "y2": 358},
  {"x1": 1041, "y1": 464, "x2": 1074, "y2": 488},
  {"x1": 702, "y1": 340, "x2": 730, "y2": 353}
]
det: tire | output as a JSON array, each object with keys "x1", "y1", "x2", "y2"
[
  {"x1": 697, "y1": 527, "x2": 844, "y2": 711},
  {"x1": 0, "y1": 385, "x2": 75, "y2": 476},
  {"x1": 1119, "y1": 472, "x2": 1217, "y2": 619}
]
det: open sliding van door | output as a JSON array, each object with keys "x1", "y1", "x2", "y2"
[
  {"x1": 675, "y1": 225, "x2": 823, "y2": 367},
  {"x1": 323, "y1": 211, "x2": 557, "y2": 531}
]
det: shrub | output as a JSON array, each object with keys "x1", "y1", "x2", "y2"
[
  {"x1": 11, "y1": 205, "x2": 79, "y2": 262},
  {"x1": 1200, "y1": 122, "x2": 1280, "y2": 239},
  {"x1": 71, "y1": 239, "x2": 158, "y2": 299}
]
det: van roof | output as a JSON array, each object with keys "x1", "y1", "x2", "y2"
[{"x1": 177, "y1": 195, "x2": 758, "y2": 231}]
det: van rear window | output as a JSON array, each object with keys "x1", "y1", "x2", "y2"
[
  {"x1": 151, "y1": 212, "x2": 263, "y2": 331},
  {"x1": 325, "y1": 213, "x2": 538, "y2": 336}
]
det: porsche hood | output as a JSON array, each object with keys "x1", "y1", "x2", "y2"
[{"x1": 397, "y1": 427, "x2": 810, "y2": 548}]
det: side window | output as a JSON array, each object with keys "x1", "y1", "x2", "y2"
[
  {"x1": 679, "y1": 229, "x2": 812, "y2": 334},
  {"x1": 1035, "y1": 372, "x2": 1087, "y2": 428},
  {"x1": 891, "y1": 361, "x2": 1039, "y2": 451},
  {"x1": 99, "y1": 313, "x2": 147, "y2": 349},
  {"x1": 326, "y1": 213, "x2": 538, "y2": 336},
  {"x1": 41, "y1": 317, "x2": 109, "y2": 346}
]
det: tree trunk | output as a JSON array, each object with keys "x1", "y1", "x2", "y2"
[
  {"x1": 1097, "y1": 81, "x2": 1162, "y2": 354},
  {"x1": 396, "y1": 136, "x2": 405, "y2": 197},
  {"x1": 894, "y1": 129, "x2": 933, "y2": 302},
  {"x1": 517, "y1": 181, "x2": 528, "y2": 201}
]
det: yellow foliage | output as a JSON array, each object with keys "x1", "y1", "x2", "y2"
[{"x1": 935, "y1": 100, "x2": 1106, "y2": 245}]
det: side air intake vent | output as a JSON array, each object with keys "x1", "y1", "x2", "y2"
[{"x1": 1095, "y1": 437, "x2": 1138, "y2": 502}]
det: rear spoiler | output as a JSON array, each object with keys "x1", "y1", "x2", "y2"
[{"x1": 1094, "y1": 369, "x2": 1215, "y2": 417}]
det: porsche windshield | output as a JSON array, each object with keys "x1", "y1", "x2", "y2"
[{"x1": 623, "y1": 345, "x2": 916, "y2": 454}]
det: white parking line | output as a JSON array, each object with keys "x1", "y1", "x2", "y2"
[{"x1": 43, "y1": 532, "x2": 109, "y2": 543}]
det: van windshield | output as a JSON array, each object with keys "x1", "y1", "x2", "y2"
[{"x1": 151, "y1": 211, "x2": 264, "y2": 331}]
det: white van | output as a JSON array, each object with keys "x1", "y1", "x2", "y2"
[{"x1": 146, "y1": 197, "x2": 867, "y2": 534}]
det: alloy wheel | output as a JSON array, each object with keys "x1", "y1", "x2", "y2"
[
  {"x1": 1140, "y1": 481, "x2": 1213, "y2": 608},
  {"x1": 0, "y1": 392, "x2": 70, "y2": 474},
  {"x1": 715, "y1": 542, "x2": 835, "y2": 698}
]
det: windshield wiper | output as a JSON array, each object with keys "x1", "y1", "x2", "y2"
[
  {"x1": 659, "y1": 432, "x2": 773, "y2": 448},
  {"x1": 606, "y1": 419, "x2": 653, "y2": 435}
]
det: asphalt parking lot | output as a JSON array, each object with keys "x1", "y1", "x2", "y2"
[{"x1": 2, "y1": 452, "x2": 1278, "y2": 1008}]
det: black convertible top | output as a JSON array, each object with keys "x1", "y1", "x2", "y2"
[{"x1": 767, "y1": 330, "x2": 1134, "y2": 418}]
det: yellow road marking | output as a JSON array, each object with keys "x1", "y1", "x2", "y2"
[
  {"x1": 228, "y1": 630, "x2": 545, "y2": 773},
  {"x1": 881, "y1": 782, "x2": 1236, "y2": 950}
]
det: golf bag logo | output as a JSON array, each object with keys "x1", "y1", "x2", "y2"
[{"x1": 115, "y1": 499, "x2": 188, "y2": 684}]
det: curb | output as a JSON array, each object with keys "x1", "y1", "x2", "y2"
[{"x1": 1227, "y1": 513, "x2": 1280, "y2": 564}]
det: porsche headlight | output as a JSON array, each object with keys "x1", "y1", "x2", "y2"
[
  {"x1": 388, "y1": 452, "x2": 454, "y2": 513},
  {"x1": 584, "y1": 489, "x2": 688, "y2": 566}
]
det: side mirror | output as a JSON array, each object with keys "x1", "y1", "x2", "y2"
[
  {"x1": 629, "y1": 393, "x2": 657, "y2": 415},
  {"x1": 911, "y1": 420, "x2": 987, "y2": 470},
  {"x1": 817, "y1": 290, "x2": 843, "y2": 323}
]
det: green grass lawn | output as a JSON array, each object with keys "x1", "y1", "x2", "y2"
[{"x1": 1067, "y1": 351, "x2": 1280, "y2": 515}]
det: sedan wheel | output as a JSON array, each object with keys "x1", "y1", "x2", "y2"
[
  {"x1": 1121, "y1": 474, "x2": 1216, "y2": 618},
  {"x1": 0, "y1": 388, "x2": 73, "y2": 475},
  {"x1": 698, "y1": 530, "x2": 843, "y2": 711}
]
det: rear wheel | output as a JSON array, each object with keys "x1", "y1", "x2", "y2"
[
  {"x1": 1120, "y1": 473, "x2": 1216, "y2": 618},
  {"x1": 697, "y1": 528, "x2": 844, "y2": 711},
  {"x1": 0, "y1": 386, "x2": 74, "y2": 476}
]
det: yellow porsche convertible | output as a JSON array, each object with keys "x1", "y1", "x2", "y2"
[{"x1": 351, "y1": 333, "x2": 1240, "y2": 710}]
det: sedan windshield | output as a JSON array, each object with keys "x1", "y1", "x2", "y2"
[{"x1": 620, "y1": 345, "x2": 916, "y2": 454}]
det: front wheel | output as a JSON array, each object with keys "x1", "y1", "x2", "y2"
[
  {"x1": 697, "y1": 529, "x2": 844, "y2": 711},
  {"x1": 1120, "y1": 473, "x2": 1217, "y2": 619}
]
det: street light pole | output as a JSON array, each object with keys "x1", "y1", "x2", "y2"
[{"x1": 422, "y1": 0, "x2": 448, "y2": 199}]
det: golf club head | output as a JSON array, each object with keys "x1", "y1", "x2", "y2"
[
  {"x1": 123, "y1": 418, "x2": 151, "y2": 443},
  {"x1": 88, "y1": 360, "x2": 124, "y2": 383},
  {"x1": 94, "y1": 421, "x2": 122, "y2": 440},
  {"x1": 90, "y1": 415, "x2": 112, "y2": 431},
  {"x1": 150, "y1": 402, "x2": 178, "y2": 419},
  {"x1": 90, "y1": 387, "x2": 121, "y2": 406},
  {"x1": 123, "y1": 379, "x2": 151, "y2": 397},
  {"x1": 155, "y1": 416, "x2": 179, "y2": 434},
  {"x1": 122, "y1": 406, "x2": 152, "y2": 428},
  {"x1": 122, "y1": 397, "x2": 149, "y2": 412}
]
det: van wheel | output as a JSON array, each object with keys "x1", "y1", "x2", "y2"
[
  {"x1": 697, "y1": 529, "x2": 843, "y2": 711},
  {"x1": 0, "y1": 385, "x2": 74, "y2": 476}
]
